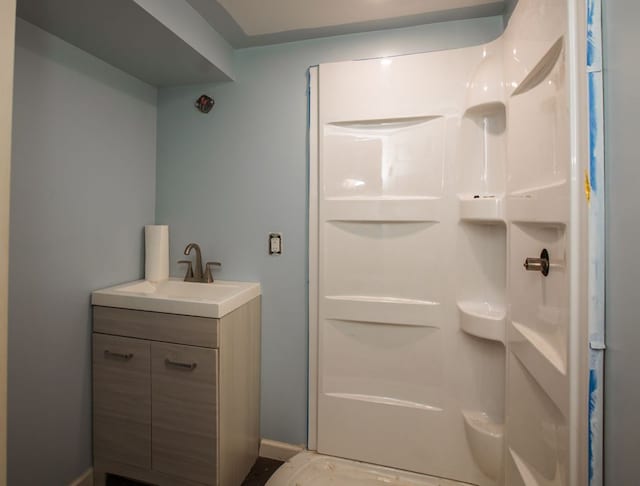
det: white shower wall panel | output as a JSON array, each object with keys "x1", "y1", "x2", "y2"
[
  {"x1": 322, "y1": 319, "x2": 443, "y2": 410},
  {"x1": 318, "y1": 52, "x2": 473, "y2": 123},
  {"x1": 324, "y1": 222, "x2": 442, "y2": 303},
  {"x1": 317, "y1": 44, "x2": 504, "y2": 486},
  {"x1": 503, "y1": 0, "x2": 577, "y2": 485},
  {"x1": 323, "y1": 118, "x2": 446, "y2": 198},
  {"x1": 503, "y1": 0, "x2": 568, "y2": 100},
  {"x1": 312, "y1": 0, "x2": 587, "y2": 484},
  {"x1": 507, "y1": 42, "x2": 569, "y2": 196}
]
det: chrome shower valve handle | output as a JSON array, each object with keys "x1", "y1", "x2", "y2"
[{"x1": 524, "y1": 249, "x2": 550, "y2": 277}]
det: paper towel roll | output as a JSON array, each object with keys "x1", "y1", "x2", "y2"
[{"x1": 145, "y1": 225, "x2": 169, "y2": 282}]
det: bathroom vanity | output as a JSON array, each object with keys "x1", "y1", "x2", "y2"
[{"x1": 90, "y1": 279, "x2": 261, "y2": 486}]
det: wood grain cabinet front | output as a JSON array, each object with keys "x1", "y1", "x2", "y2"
[
  {"x1": 93, "y1": 334, "x2": 151, "y2": 469},
  {"x1": 152, "y1": 342, "x2": 219, "y2": 485}
]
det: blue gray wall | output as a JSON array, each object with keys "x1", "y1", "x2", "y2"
[
  {"x1": 603, "y1": 0, "x2": 640, "y2": 483},
  {"x1": 156, "y1": 16, "x2": 504, "y2": 445},
  {"x1": 9, "y1": 19, "x2": 157, "y2": 485},
  {"x1": 504, "y1": 0, "x2": 519, "y2": 24}
]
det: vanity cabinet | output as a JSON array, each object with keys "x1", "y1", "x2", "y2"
[{"x1": 91, "y1": 297, "x2": 260, "y2": 486}]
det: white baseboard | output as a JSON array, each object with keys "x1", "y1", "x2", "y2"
[
  {"x1": 69, "y1": 468, "x2": 93, "y2": 486},
  {"x1": 259, "y1": 439, "x2": 304, "y2": 462}
]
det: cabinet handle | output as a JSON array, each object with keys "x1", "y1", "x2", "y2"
[
  {"x1": 165, "y1": 358, "x2": 197, "y2": 371},
  {"x1": 104, "y1": 350, "x2": 134, "y2": 361}
]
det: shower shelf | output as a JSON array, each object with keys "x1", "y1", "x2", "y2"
[
  {"x1": 507, "y1": 195, "x2": 569, "y2": 225},
  {"x1": 464, "y1": 39, "x2": 505, "y2": 113},
  {"x1": 462, "y1": 410, "x2": 504, "y2": 481},
  {"x1": 463, "y1": 101, "x2": 506, "y2": 117},
  {"x1": 510, "y1": 321, "x2": 568, "y2": 414},
  {"x1": 459, "y1": 196, "x2": 504, "y2": 223},
  {"x1": 507, "y1": 182, "x2": 569, "y2": 224},
  {"x1": 457, "y1": 301, "x2": 506, "y2": 343}
]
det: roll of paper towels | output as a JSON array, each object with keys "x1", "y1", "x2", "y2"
[{"x1": 145, "y1": 225, "x2": 169, "y2": 282}]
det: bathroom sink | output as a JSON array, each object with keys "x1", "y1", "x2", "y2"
[{"x1": 91, "y1": 278, "x2": 261, "y2": 318}]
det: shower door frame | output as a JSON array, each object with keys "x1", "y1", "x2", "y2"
[{"x1": 307, "y1": 1, "x2": 591, "y2": 482}]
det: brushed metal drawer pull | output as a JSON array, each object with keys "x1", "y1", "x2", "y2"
[
  {"x1": 104, "y1": 350, "x2": 134, "y2": 361},
  {"x1": 165, "y1": 358, "x2": 197, "y2": 371}
]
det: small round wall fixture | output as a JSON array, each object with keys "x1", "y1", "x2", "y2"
[{"x1": 195, "y1": 94, "x2": 215, "y2": 114}]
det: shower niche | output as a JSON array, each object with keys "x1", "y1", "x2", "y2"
[
  {"x1": 458, "y1": 42, "x2": 506, "y2": 225},
  {"x1": 456, "y1": 41, "x2": 507, "y2": 342},
  {"x1": 456, "y1": 219, "x2": 506, "y2": 482},
  {"x1": 457, "y1": 103, "x2": 506, "y2": 223},
  {"x1": 456, "y1": 223, "x2": 506, "y2": 344}
]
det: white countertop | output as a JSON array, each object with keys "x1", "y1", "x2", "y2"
[{"x1": 92, "y1": 278, "x2": 261, "y2": 318}]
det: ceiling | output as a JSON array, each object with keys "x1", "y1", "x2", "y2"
[
  {"x1": 14, "y1": 0, "x2": 509, "y2": 86},
  {"x1": 186, "y1": 0, "x2": 507, "y2": 47}
]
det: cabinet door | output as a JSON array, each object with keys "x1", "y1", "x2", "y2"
[
  {"x1": 93, "y1": 334, "x2": 151, "y2": 468},
  {"x1": 152, "y1": 342, "x2": 218, "y2": 485}
]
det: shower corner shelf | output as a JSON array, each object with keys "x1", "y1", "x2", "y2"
[
  {"x1": 459, "y1": 196, "x2": 505, "y2": 224},
  {"x1": 506, "y1": 184, "x2": 569, "y2": 225},
  {"x1": 465, "y1": 42, "x2": 505, "y2": 114},
  {"x1": 463, "y1": 100, "x2": 506, "y2": 118},
  {"x1": 506, "y1": 198, "x2": 569, "y2": 225},
  {"x1": 462, "y1": 410, "x2": 504, "y2": 481},
  {"x1": 457, "y1": 301, "x2": 506, "y2": 343}
]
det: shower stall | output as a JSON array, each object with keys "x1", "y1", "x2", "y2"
[{"x1": 307, "y1": 0, "x2": 591, "y2": 484}]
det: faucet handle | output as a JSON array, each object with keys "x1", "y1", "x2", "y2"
[
  {"x1": 204, "y1": 262, "x2": 222, "y2": 283},
  {"x1": 178, "y1": 260, "x2": 194, "y2": 280}
]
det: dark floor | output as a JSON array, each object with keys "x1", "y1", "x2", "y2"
[
  {"x1": 241, "y1": 457, "x2": 285, "y2": 486},
  {"x1": 105, "y1": 457, "x2": 284, "y2": 486}
]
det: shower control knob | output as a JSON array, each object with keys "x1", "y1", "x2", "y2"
[{"x1": 524, "y1": 249, "x2": 550, "y2": 277}]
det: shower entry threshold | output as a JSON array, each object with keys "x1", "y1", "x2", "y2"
[{"x1": 265, "y1": 452, "x2": 475, "y2": 486}]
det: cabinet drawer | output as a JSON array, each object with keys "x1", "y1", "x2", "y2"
[
  {"x1": 93, "y1": 334, "x2": 151, "y2": 469},
  {"x1": 93, "y1": 306, "x2": 219, "y2": 348},
  {"x1": 152, "y1": 342, "x2": 219, "y2": 485}
]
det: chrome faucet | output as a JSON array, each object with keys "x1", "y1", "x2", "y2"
[{"x1": 178, "y1": 243, "x2": 222, "y2": 283}]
